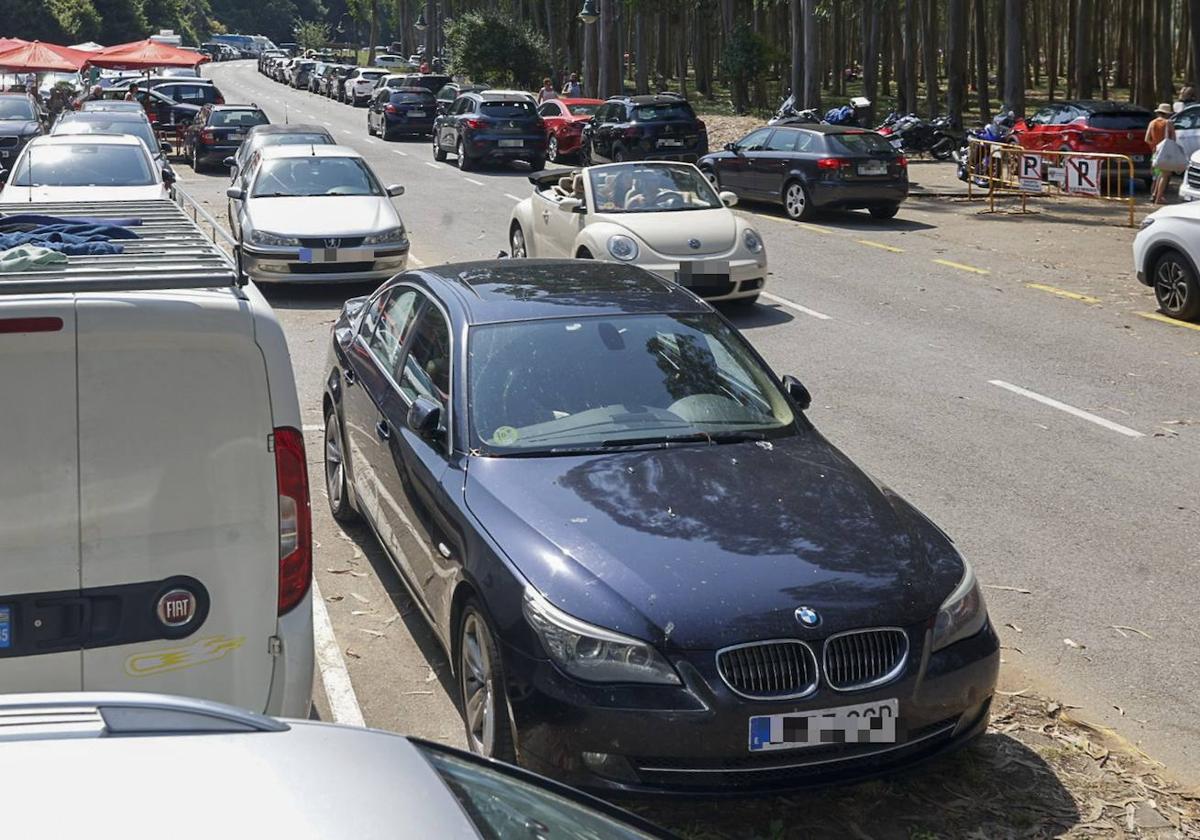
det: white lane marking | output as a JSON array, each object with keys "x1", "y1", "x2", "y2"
[
  {"x1": 394, "y1": 150, "x2": 408, "y2": 157},
  {"x1": 409, "y1": 254, "x2": 426, "y2": 267},
  {"x1": 425, "y1": 161, "x2": 444, "y2": 170},
  {"x1": 340, "y1": 129, "x2": 354, "y2": 136},
  {"x1": 365, "y1": 137, "x2": 380, "y2": 144},
  {"x1": 463, "y1": 177, "x2": 484, "y2": 186},
  {"x1": 312, "y1": 580, "x2": 366, "y2": 727},
  {"x1": 503, "y1": 193, "x2": 522, "y2": 202},
  {"x1": 761, "y1": 291, "x2": 832, "y2": 321},
  {"x1": 322, "y1": 121, "x2": 332, "y2": 127},
  {"x1": 987, "y1": 380, "x2": 1144, "y2": 438}
]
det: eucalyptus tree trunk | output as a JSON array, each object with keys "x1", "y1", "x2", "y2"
[
  {"x1": 1157, "y1": 0, "x2": 1174, "y2": 100},
  {"x1": 1003, "y1": 0, "x2": 1024, "y2": 116},
  {"x1": 598, "y1": 0, "x2": 615, "y2": 97},
  {"x1": 1075, "y1": 0, "x2": 1093, "y2": 98},
  {"x1": 635, "y1": 5, "x2": 648, "y2": 93},
  {"x1": 790, "y1": 0, "x2": 803, "y2": 100},
  {"x1": 862, "y1": 0, "x2": 881, "y2": 123},
  {"x1": 901, "y1": 0, "x2": 917, "y2": 112},
  {"x1": 1190, "y1": 0, "x2": 1200, "y2": 90},
  {"x1": 583, "y1": 16, "x2": 597, "y2": 97},
  {"x1": 802, "y1": 0, "x2": 822, "y2": 109},
  {"x1": 922, "y1": 0, "x2": 939, "y2": 115},
  {"x1": 946, "y1": 0, "x2": 967, "y2": 127},
  {"x1": 1136, "y1": 0, "x2": 1155, "y2": 104}
]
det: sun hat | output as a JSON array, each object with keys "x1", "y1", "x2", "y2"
[{"x1": 1156, "y1": 102, "x2": 1173, "y2": 115}]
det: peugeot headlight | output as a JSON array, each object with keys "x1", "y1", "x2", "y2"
[
  {"x1": 523, "y1": 589, "x2": 680, "y2": 685},
  {"x1": 743, "y1": 228, "x2": 764, "y2": 254},
  {"x1": 249, "y1": 230, "x2": 300, "y2": 247},
  {"x1": 363, "y1": 226, "x2": 406, "y2": 246},
  {"x1": 606, "y1": 234, "x2": 639, "y2": 261},
  {"x1": 930, "y1": 559, "x2": 988, "y2": 651}
]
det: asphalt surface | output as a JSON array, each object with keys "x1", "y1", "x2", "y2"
[{"x1": 188, "y1": 61, "x2": 1200, "y2": 783}]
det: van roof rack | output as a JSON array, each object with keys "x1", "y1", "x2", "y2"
[{"x1": 0, "y1": 199, "x2": 242, "y2": 296}]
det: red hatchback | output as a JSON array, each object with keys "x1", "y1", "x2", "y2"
[
  {"x1": 1013, "y1": 100, "x2": 1154, "y2": 179},
  {"x1": 536, "y1": 97, "x2": 604, "y2": 162}
]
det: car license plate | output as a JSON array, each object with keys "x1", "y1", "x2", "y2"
[
  {"x1": 0, "y1": 605, "x2": 11, "y2": 649},
  {"x1": 408, "y1": 110, "x2": 426, "y2": 117},
  {"x1": 498, "y1": 139, "x2": 523, "y2": 148},
  {"x1": 229, "y1": 132, "x2": 244, "y2": 141},
  {"x1": 658, "y1": 138, "x2": 684, "y2": 147},
  {"x1": 749, "y1": 698, "x2": 898, "y2": 752},
  {"x1": 298, "y1": 247, "x2": 372, "y2": 263},
  {"x1": 1132, "y1": 155, "x2": 1146, "y2": 162},
  {"x1": 858, "y1": 160, "x2": 888, "y2": 176}
]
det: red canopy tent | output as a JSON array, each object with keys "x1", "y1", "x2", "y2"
[
  {"x1": 89, "y1": 39, "x2": 209, "y2": 70},
  {"x1": 0, "y1": 40, "x2": 92, "y2": 73},
  {"x1": 0, "y1": 38, "x2": 30, "y2": 53}
]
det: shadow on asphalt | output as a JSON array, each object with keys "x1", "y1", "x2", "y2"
[
  {"x1": 721, "y1": 300, "x2": 795, "y2": 329},
  {"x1": 737, "y1": 198, "x2": 938, "y2": 233},
  {"x1": 257, "y1": 280, "x2": 382, "y2": 311},
  {"x1": 625, "y1": 733, "x2": 1080, "y2": 839}
]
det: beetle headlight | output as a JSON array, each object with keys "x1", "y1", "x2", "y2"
[
  {"x1": 606, "y1": 233, "x2": 639, "y2": 261},
  {"x1": 249, "y1": 229, "x2": 300, "y2": 247},
  {"x1": 363, "y1": 225, "x2": 406, "y2": 245},
  {"x1": 930, "y1": 559, "x2": 988, "y2": 651},
  {"x1": 523, "y1": 589, "x2": 680, "y2": 685},
  {"x1": 743, "y1": 228, "x2": 764, "y2": 254}
]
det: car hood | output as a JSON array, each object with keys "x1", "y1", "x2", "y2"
[
  {"x1": 0, "y1": 119, "x2": 39, "y2": 136},
  {"x1": 464, "y1": 433, "x2": 964, "y2": 650},
  {"x1": 594, "y1": 207, "x2": 737, "y2": 257},
  {"x1": 0, "y1": 184, "x2": 166, "y2": 203},
  {"x1": 246, "y1": 196, "x2": 399, "y2": 236}
]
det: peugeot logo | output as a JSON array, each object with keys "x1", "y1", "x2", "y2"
[
  {"x1": 795, "y1": 606, "x2": 820, "y2": 627},
  {"x1": 688, "y1": 238, "x2": 702, "y2": 250}
]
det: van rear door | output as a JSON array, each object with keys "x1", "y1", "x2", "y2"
[
  {"x1": 0, "y1": 298, "x2": 83, "y2": 690},
  {"x1": 75, "y1": 292, "x2": 279, "y2": 710}
]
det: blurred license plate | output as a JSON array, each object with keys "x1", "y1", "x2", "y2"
[
  {"x1": 1132, "y1": 155, "x2": 1146, "y2": 162},
  {"x1": 408, "y1": 110, "x2": 426, "y2": 117},
  {"x1": 658, "y1": 138, "x2": 684, "y2": 147},
  {"x1": 298, "y1": 248, "x2": 372, "y2": 263},
  {"x1": 229, "y1": 132, "x2": 244, "y2": 141},
  {"x1": 749, "y1": 698, "x2": 898, "y2": 752},
  {"x1": 858, "y1": 160, "x2": 888, "y2": 175},
  {"x1": 0, "y1": 606, "x2": 11, "y2": 649},
  {"x1": 676, "y1": 260, "x2": 730, "y2": 290},
  {"x1": 499, "y1": 139, "x2": 523, "y2": 148}
]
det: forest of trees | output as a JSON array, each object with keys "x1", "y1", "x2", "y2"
[{"x1": 5, "y1": 0, "x2": 1200, "y2": 123}]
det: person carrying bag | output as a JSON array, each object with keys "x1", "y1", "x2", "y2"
[{"x1": 1148, "y1": 103, "x2": 1185, "y2": 204}]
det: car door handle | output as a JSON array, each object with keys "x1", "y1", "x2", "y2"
[
  {"x1": 343, "y1": 367, "x2": 356, "y2": 386},
  {"x1": 541, "y1": 210, "x2": 550, "y2": 222},
  {"x1": 375, "y1": 419, "x2": 391, "y2": 441}
]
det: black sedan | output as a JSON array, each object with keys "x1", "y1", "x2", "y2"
[
  {"x1": 432, "y1": 90, "x2": 545, "y2": 171},
  {"x1": 185, "y1": 104, "x2": 269, "y2": 172},
  {"x1": 368, "y1": 86, "x2": 437, "y2": 140},
  {"x1": 0, "y1": 93, "x2": 46, "y2": 173},
  {"x1": 700, "y1": 124, "x2": 909, "y2": 220},
  {"x1": 321, "y1": 259, "x2": 999, "y2": 795}
]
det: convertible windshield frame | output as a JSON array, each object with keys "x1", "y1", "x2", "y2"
[
  {"x1": 587, "y1": 162, "x2": 724, "y2": 214},
  {"x1": 466, "y1": 311, "x2": 797, "y2": 457}
]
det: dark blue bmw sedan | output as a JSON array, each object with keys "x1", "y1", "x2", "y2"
[{"x1": 321, "y1": 260, "x2": 999, "y2": 794}]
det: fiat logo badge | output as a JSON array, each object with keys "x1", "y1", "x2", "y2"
[
  {"x1": 157, "y1": 589, "x2": 197, "y2": 628},
  {"x1": 795, "y1": 606, "x2": 820, "y2": 627},
  {"x1": 688, "y1": 238, "x2": 702, "y2": 250}
]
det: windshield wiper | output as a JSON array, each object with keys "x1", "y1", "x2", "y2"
[{"x1": 597, "y1": 429, "x2": 768, "y2": 449}]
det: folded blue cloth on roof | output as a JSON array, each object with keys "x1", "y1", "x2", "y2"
[
  {"x1": 0, "y1": 214, "x2": 143, "y2": 231},
  {"x1": 0, "y1": 231, "x2": 124, "y2": 256}
]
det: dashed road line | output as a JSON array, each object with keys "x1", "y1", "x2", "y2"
[
  {"x1": 394, "y1": 149, "x2": 408, "y2": 156},
  {"x1": 312, "y1": 580, "x2": 366, "y2": 727},
  {"x1": 364, "y1": 137, "x2": 380, "y2": 144},
  {"x1": 503, "y1": 193, "x2": 522, "y2": 202},
  {"x1": 988, "y1": 379, "x2": 1144, "y2": 438},
  {"x1": 1025, "y1": 283, "x2": 1101, "y2": 304},
  {"x1": 463, "y1": 177, "x2": 484, "y2": 186},
  {"x1": 933, "y1": 258, "x2": 990, "y2": 275},
  {"x1": 425, "y1": 161, "x2": 444, "y2": 170},
  {"x1": 761, "y1": 291, "x2": 832, "y2": 321},
  {"x1": 857, "y1": 239, "x2": 904, "y2": 253},
  {"x1": 794, "y1": 221, "x2": 839, "y2": 236},
  {"x1": 340, "y1": 129, "x2": 354, "y2": 136},
  {"x1": 1136, "y1": 311, "x2": 1200, "y2": 331}
]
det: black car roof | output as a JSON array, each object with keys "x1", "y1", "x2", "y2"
[
  {"x1": 773, "y1": 123, "x2": 882, "y2": 135},
  {"x1": 409, "y1": 260, "x2": 710, "y2": 325},
  {"x1": 1064, "y1": 99, "x2": 1153, "y2": 114}
]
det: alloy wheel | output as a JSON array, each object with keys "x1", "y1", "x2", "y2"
[
  {"x1": 1155, "y1": 256, "x2": 1194, "y2": 316},
  {"x1": 460, "y1": 612, "x2": 496, "y2": 755},
  {"x1": 325, "y1": 411, "x2": 345, "y2": 512},
  {"x1": 548, "y1": 135, "x2": 559, "y2": 162},
  {"x1": 785, "y1": 182, "x2": 807, "y2": 219},
  {"x1": 510, "y1": 225, "x2": 527, "y2": 258}
]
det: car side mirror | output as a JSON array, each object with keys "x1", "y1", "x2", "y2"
[
  {"x1": 0, "y1": 168, "x2": 7, "y2": 184},
  {"x1": 406, "y1": 395, "x2": 443, "y2": 441},
  {"x1": 386, "y1": 183, "x2": 405, "y2": 197},
  {"x1": 223, "y1": 155, "x2": 236, "y2": 168},
  {"x1": 724, "y1": 141, "x2": 739, "y2": 153},
  {"x1": 719, "y1": 190, "x2": 738, "y2": 207},
  {"x1": 782, "y1": 375, "x2": 812, "y2": 411},
  {"x1": 161, "y1": 141, "x2": 173, "y2": 154},
  {"x1": 226, "y1": 185, "x2": 245, "y2": 200},
  {"x1": 161, "y1": 168, "x2": 176, "y2": 184},
  {"x1": 559, "y1": 197, "x2": 586, "y2": 214}
]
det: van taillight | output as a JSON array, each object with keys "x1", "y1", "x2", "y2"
[{"x1": 274, "y1": 426, "x2": 311, "y2": 615}]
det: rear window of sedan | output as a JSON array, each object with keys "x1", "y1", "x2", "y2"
[
  {"x1": 392, "y1": 90, "x2": 435, "y2": 104},
  {"x1": 481, "y1": 100, "x2": 535, "y2": 118},
  {"x1": 211, "y1": 109, "x2": 269, "y2": 128},
  {"x1": 633, "y1": 102, "x2": 697, "y2": 122},
  {"x1": 824, "y1": 131, "x2": 895, "y2": 155},
  {"x1": 1086, "y1": 111, "x2": 1153, "y2": 130}
]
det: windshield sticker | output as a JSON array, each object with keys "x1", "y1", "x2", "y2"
[{"x1": 492, "y1": 426, "x2": 520, "y2": 445}]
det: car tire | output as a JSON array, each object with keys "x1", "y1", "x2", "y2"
[
  {"x1": 576, "y1": 247, "x2": 593, "y2": 259},
  {"x1": 457, "y1": 600, "x2": 516, "y2": 762},
  {"x1": 433, "y1": 135, "x2": 447, "y2": 161},
  {"x1": 614, "y1": 146, "x2": 627, "y2": 162},
  {"x1": 783, "y1": 180, "x2": 814, "y2": 221},
  {"x1": 191, "y1": 144, "x2": 203, "y2": 173},
  {"x1": 367, "y1": 117, "x2": 376, "y2": 136},
  {"x1": 457, "y1": 137, "x2": 474, "y2": 171},
  {"x1": 509, "y1": 223, "x2": 527, "y2": 258},
  {"x1": 528, "y1": 156, "x2": 546, "y2": 171},
  {"x1": 547, "y1": 134, "x2": 560, "y2": 162},
  {"x1": 701, "y1": 165, "x2": 720, "y2": 190},
  {"x1": 324, "y1": 405, "x2": 359, "y2": 524},
  {"x1": 1153, "y1": 249, "x2": 1200, "y2": 321},
  {"x1": 869, "y1": 204, "x2": 901, "y2": 220}
]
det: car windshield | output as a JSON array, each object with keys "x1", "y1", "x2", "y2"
[
  {"x1": 825, "y1": 131, "x2": 894, "y2": 154},
  {"x1": 565, "y1": 103, "x2": 600, "y2": 117},
  {"x1": 469, "y1": 312, "x2": 795, "y2": 454},
  {"x1": 252, "y1": 156, "x2": 381, "y2": 197},
  {"x1": 634, "y1": 102, "x2": 696, "y2": 121},
  {"x1": 55, "y1": 119, "x2": 158, "y2": 156},
  {"x1": 481, "y1": 100, "x2": 535, "y2": 118},
  {"x1": 1087, "y1": 111, "x2": 1153, "y2": 130},
  {"x1": 422, "y1": 747, "x2": 659, "y2": 840},
  {"x1": 0, "y1": 98, "x2": 35, "y2": 120},
  {"x1": 257, "y1": 133, "x2": 332, "y2": 151},
  {"x1": 211, "y1": 109, "x2": 269, "y2": 128},
  {"x1": 9, "y1": 143, "x2": 154, "y2": 187},
  {"x1": 588, "y1": 163, "x2": 722, "y2": 213}
]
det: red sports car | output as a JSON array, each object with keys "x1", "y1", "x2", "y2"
[{"x1": 536, "y1": 97, "x2": 604, "y2": 162}]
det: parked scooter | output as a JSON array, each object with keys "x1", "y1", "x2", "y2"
[
  {"x1": 953, "y1": 112, "x2": 1016, "y2": 182},
  {"x1": 876, "y1": 111, "x2": 960, "y2": 159}
]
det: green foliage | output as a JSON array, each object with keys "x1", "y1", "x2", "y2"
[
  {"x1": 720, "y1": 23, "x2": 774, "y2": 87},
  {"x1": 92, "y1": 0, "x2": 148, "y2": 44},
  {"x1": 47, "y1": 0, "x2": 102, "y2": 41},
  {"x1": 143, "y1": 0, "x2": 213, "y2": 44},
  {"x1": 445, "y1": 10, "x2": 551, "y2": 89},
  {"x1": 294, "y1": 19, "x2": 331, "y2": 50}
]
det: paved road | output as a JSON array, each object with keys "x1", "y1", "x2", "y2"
[{"x1": 189, "y1": 61, "x2": 1200, "y2": 782}]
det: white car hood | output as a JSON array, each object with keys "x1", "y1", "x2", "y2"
[
  {"x1": 0, "y1": 185, "x2": 167, "y2": 203},
  {"x1": 595, "y1": 207, "x2": 738, "y2": 256},
  {"x1": 246, "y1": 196, "x2": 399, "y2": 237}
]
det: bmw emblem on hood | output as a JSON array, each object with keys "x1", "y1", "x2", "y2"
[
  {"x1": 688, "y1": 238, "x2": 702, "y2": 250},
  {"x1": 795, "y1": 606, "x2": 820, "y2": 627}
]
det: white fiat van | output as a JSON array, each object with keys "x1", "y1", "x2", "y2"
[{"x1": 0, "y1": 198, "x2": 312, "y2": 715}]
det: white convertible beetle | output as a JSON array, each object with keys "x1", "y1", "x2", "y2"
[{"x1": 508, "y1": 161, "x2": 769, "y2": 304}]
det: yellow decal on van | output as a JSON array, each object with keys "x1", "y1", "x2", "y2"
[{"x1": 125, "y1": 635, "x2": 246, "y2": 677}]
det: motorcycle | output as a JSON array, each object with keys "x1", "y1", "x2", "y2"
[
  {"x1": 768, "y1": 94, "x2": 820, "y2": 126},
  {"x1": 876, "y1": 111, "x2": 960, "y2": 160},
  {"x1": 953, "y1": 113, "x2": 1016, "y2": 182},
  {"x1": 768, "y1": 94, "x2": 870, "y2": 127}
]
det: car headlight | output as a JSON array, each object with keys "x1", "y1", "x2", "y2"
[
  {"x1": 930, "y1": 559, "x2": 988, "y2": 652},
  {"x1": 606, "y1": 234, "x2": 639, "y2": 261},
  {"x1": 743, "y1": 228, "x2": 764, "y2": 253},
  {"x1": 363, "y1": 226, "x2": 406, "y2": 246},
  {"x1": 1139, "y1": 216, "x2": 1156, "y2": 229},
  {"x1": 523, "y1": 589, "x2": 680, "y2": 685},
  {"x1": 249, "y1": 230, "x2": 300, "y2": 247}
]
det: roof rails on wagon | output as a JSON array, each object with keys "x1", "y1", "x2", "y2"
[{"x1": 0, "y1": 199, "x2": 243, "y2": 296}]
